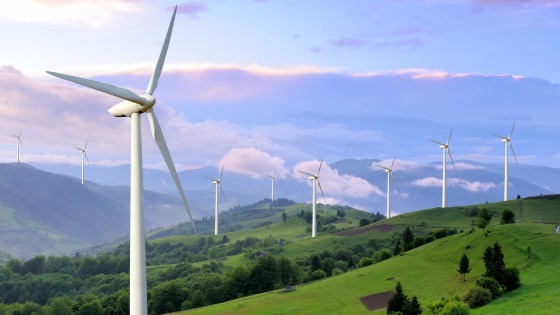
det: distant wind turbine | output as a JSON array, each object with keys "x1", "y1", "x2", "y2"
[
  {"x1": 493, "y1": 122, "x2": 518, "y2": 201},
  {"x1": 267, "y1": 171, "x2": 276, "y2": 201},
  {"x1": 205, "y1": 166, "x2": 225, "y2": 235},
  {"x1": 298, "y1": 159, "x2": 326, "y2": 238},
  {"x1": 12, "y1": 130, "x2": 22, "y2": 163},
  {"x1": 74, "y1": 140, "x2": 89, "y2": 184},
  {"x1": 349, "y1": 143, "x2": 353, "y2": 159},
  {"x1": 377, "y1": 157, "x2": 395, "y2": 219},
  {"x1": 46, "y1": 7, "x2": 196, "y2": 315},
  {"x1": 430, "y1": 128, "x2": 455, "y2": 208}
]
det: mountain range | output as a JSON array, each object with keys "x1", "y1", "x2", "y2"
[{"x1": 0, "y1": 159, "x2": 555, "y2": 260}]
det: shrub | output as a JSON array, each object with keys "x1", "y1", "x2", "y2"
[
  {"x1": 374, "y1": 250, "x2": 393, "y2": 263},
  {"x1": 475, "y1": 277, "x2": 502, "y2": 299},
  {"x1": 310, "y1": 269, "x2": 327, "y2": 281},
  {"x1": 440, "y1": 300, "x2": 471, "y2": 315},
  {"x1": 358, "y1": 257, "x2": 374, "y2": 268},
  {"x1": 424, "y1": 235, "x2": 436, "y2": 244},
  {"x1": 462, "y1": 287, "x2": 492, "y2": 308},
  {"x1": 502, "y1": 267, "x2": 521, "y2": 291},
  {"x1": 359, "y1": 218, "x2": 370, "y2": 227},
  {"x1": 331, "y1": 268, "x2": 344, "y2": 276},
  {"x1": 501, "y1": 209, "x2": 515, "y2": 224}
]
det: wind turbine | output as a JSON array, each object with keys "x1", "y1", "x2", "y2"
[
  {"x1": 46, "y1": 7, "x2": 196, "y2": 315},
  {"x1": 430, "y1": 129, "x2": 455, "y2": 208},
  {"x1": 205, "y1": 166, "x2": 225, "y2": 235},
  {"x1": 349, "y1": 143, "x2": 353, "y2": 159},
  {"x1": 377, "y1": 157, "x2": 395, "y2": 219},
  {"x1": 74, "y1": 140, "x2": 89, "y2": 184},
  {"x1": 267, "y1": 171, "x2": 276, "y2": 202},
  {"x1": 493, "y1": 122, "x2": 518, "y2": 201},
  {"x1": 12, "y1": 130, "x2": 22, "y2": 163},
  {"x1": 298, "y1": 159, "x2": 326, "y2": 238}
]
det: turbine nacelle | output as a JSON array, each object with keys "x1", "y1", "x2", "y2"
[{"x1": 108, "y1": 94, "x2": 157, "y2": 117}]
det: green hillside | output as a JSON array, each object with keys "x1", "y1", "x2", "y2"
[{"x1": 174, "y1": 198, "x2": 560, "y2": 315}]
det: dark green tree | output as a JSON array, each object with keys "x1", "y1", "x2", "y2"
[
  {"x1": 282, "y1": 212, "x2": 288, "y2": 222},
  {"x1": 483, "y1": 242, "x2": 506, "y2": 285},
  {"x1": 501, "y1": 209, "x2": 515, "y2": 224},
  {"x1": 457, "y1": 253, "x2": 471, "y2": 281},
  {"x1": 402, "y1": 226, "x2": 414, "y2": 251},
  {"x1": 249, "y1": 256, "x2": 279, "y2": 294},
  {"x1": 277, "y1": 257, "x2": 296, "y2": 287},
  {"x1": 403, "y1": 295, "x2": 422, "y2": 315},
  {"x1": 387, "y1": 281, "x2": 407, "y2": 314}
]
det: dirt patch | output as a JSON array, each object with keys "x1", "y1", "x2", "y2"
[
  {"x1": 336, "y1": 224, "x2": 393, "y2": 236},
  {"x1": 360, "y1": 291, "x2": 394, "y2": 311}
]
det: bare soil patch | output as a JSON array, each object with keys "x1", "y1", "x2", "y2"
[
  {"x1": 336, "y1": 224, "x2": 393, "y2": 236},
  {"x1": 360, "y1": 291, "x2": 394, "y2": 311}
]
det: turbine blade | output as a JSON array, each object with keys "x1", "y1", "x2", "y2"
[
  {"x1": 84, "y1": 152, "x2": 90, "y2": 164},
  {"x1": 146, "y1": 109, "x2": 197, "y2": 233},
  {"x1": 317, "y1": 159, "x2": 324, "y2": 176},
  {"x1": 376, "y1": 165, "x2": 390, "y2": 171},
  {"x1": 84, "y1": 140, "x2": 88, "y2": 150},
  {"x1": 317, "y1": 179, "x2": 326, "y2": 203},
  {"x1": 298, "y1": 170, "x2": 315, "y2": 177},
  {"x1": 492, "y1": 133, "x2": 508, "y2": 140},
  {"x1": 509, "y1": 121, "x2": 515, "y2": 139},
  {"x1": 447, "y1": 128, "x2": 453, "y2": 145},
  {"x1": 46, "y1": 71, "x2": 146, "y2": 105},
  {"x1": 447, "y1": 148, "x2": 455, "y2": 168},
  {"x1": 219, "y1": 183, "x2": 226, "y2": 201},
  {"x1": 390, "y1": 156, "x2": 395, "y2": 171},
  {"x1": 219, "y1": 166, "x2": 224, "y2": 181},
  {"x1": 203, "y1": 176, "x2": 218, "y2": 181},
  {"x1": 273, "y1": 170, "x2": 276, "y2": 178},
  {"x1": 146, "y1": 6, "x2": 177, "y2": 95},
  {"x1": 430, "y1": 139, "x2": 446, "y2": 146},
  {"x1": 509, "y1": 142, "x2": 518, "y2": 163}
]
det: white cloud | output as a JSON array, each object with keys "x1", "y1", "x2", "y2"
[
  {"x1": 412, "y1": 176, "x2": 497, "y2": 192},
  {"x1": 217, "y1": 148, "x2": 289, "y2": 179},
  {"x1": 435, "y1": 162, "x2": 484, "y2": 171},
  {"x1": 0, "y1": 0, "x2": 140, "y2": 27},
  {"x1": 294, "y1": 160, "x2": 384, "y2": 199},
  {"x1": 372, "y1": 159, "x2": 424, "y2": 172}
]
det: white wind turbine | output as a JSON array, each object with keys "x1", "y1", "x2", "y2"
[
  {"x1": 47, "y1": 7, "x2": 196, "y2": 315},
  {"x1": 349, "y1": 143, "x2": 353, "y2": 159},
  {"x1": 377, "y1": 157, "x2": 395, "y2": 219},
  {"x1": 74, "y1": 140, "x2": 89, "y2": 184},
  {"x1": 267, "y1": 171, "x2": 276, "y2": 202},
  {"x1": 493, "y1": 122, "x2": 518, "y2": 201},
  {"x1": 430, "y1": 129, "x2": 455, "y2": 208},
  {"x1": 298, "y1": 160, "x2": 326, "y2": 238},
  {"x1": 12, "y1": 130, "x2": 22, "y2": 163},
  {"x1": 205, "y1": 166, "x2": 225, "y2": 235}
]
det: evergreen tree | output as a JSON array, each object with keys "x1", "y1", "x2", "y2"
[
  {"x1": 483, "y1": 242, "x2": 506, "y2": 285},
  {"x1": 403, "y1": 296, "x2": 422, "y2": 315},
  {"x1": 402, "y1": 226, "x2": 414, "y2": 251},
  {"x1": 387, "y1": 281, "x2": 407, "y2": 314},
  {"x1": 458, "y1": 253, "x2": 471, "y2": 281}
]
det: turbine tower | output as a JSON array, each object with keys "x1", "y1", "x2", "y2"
[
  {"x1": 298, "y1": 159, "x2": 326, "y2": 238},
  {"x1": 12, "y1": 130, "x2": 22, "y2": 163},
  {"x1": 205, "y1": 166, "x2": 225, "y2": 235},
  {"x1": 47, "y1": 7, "x2": 197, "y2": 315},
  {"x1": 349, "y1": 143, "x2": 353, "y2": 159},
  {"x1": 267, "y1": 171, "x2": 276, "y2": 202},
  {"x1": 377, "y1": 157, "x2": 395, "y2": 219},
  {"x1": 430, "y1": 129, "x2": 455, "y2": 208},
  {"x1": 74, "y1": 140, "x2": 89, "y2": 184},
  {"x1": 493, "y1": 122, "x2": 518, "y2": 201}
]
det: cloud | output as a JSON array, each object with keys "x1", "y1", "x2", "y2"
[
  {"x1": 0, "y1": 0, "x2": 140, "y2": 27},
  {"x1": 217, "y1": 148, "x2": 289, "y2": 179},
  {"x1": 412, "y1": 177, "x2": 497, "y2": 192},
  {"x1": 372, "y1": 159, "x2": 424, "y2": 172},
  {"x1": 174, "y1": 2, "x2": 207, "y2": 19},
  {"x1": 293, "y1": 160, "x2": 384, "y2": 199},
  {"x1": 310, "y1": 46, "x2": 322, "y2": 54},
  {"x1": 435, "y1": 162, "x2": 485, "y2": 170},
  {"x1": 331, "y1": 37, "x2": 369, "y2": 49},
  {"x1": 471, "y1": 0, "x2": 560, "y2": 7}
]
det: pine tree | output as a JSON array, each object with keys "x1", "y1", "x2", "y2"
[
  {"x1": 387, "y1": 281, "x2": 407, "y2": 314},
  {"x1": 402, "y1": 226, "x2": 414, "y2": 251},
  {"x1": 458, "y1": 253, "x2": 471, "y2": 281}
]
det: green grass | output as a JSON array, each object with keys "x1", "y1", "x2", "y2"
[{"x1": 168, "y1": 199, "x2": 560, "y2": 315}]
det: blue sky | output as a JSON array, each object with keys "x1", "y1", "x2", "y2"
[{"x1": 0, "y1": 0, "x2": 559, "y2": 187}]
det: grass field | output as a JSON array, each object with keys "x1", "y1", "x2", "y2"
[{"x1": 166, "y1": 198, "x2": 560, "y2": 315}]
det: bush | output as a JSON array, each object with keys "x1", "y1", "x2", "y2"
[
  {"x1": 331, "y1": 268, "x2": 344, "y2": 276},
  {"x1": 310, "y1": 269, "x2": 327, "y2": 281},
  {"x1": 501, "y1": 209, "x2": 515, "y2": 224},
  {"x1": 359, "y1": 218, "x2": 370, "y2": 227},
  {"x1": 502, "y1": 267, "x2": 521, "y2": 291},
  {"x1": 358, "y1": 257, "x2": 374, "y2": 268},
  {"x1": 462, "y1": 287, "x2": 492, "y2": 308},
  {"x1": 475, "y1": 277, "x2": 502, "y2": 299},
  {"x1": 440, "y1": 300, "x2": 471, "y2": 315},
  {"x1": 374, "y1": 250, "x2": 393, "y2": 263}
]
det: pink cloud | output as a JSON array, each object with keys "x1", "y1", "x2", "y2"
[
  {"x1": 174, "y1": 2, "x2": 207, "y2": 19},
  {"x1": 217, "y1": 148, "x2": 289, "y2": 179},
  {"x1": 412, "y1": 176, "x2": 497, "y2": 192}
]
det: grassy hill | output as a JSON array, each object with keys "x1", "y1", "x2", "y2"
[{"x1": 171, "y1": 197, "x2": 560, "y2": 315}]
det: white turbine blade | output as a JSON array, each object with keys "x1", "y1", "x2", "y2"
[
  {"x1": 376, "y1": 165, "x2": 390, "y2": 171},
  {"x1": 390, "y1": 156, "x2": 395, "y2": 171},
  {"x1": 146, "y1": 6, "x2": 177, "y2": 95},
  {"x1": 46, "y1": 71, "x2": 146, "y2": 105},
  {"x1": 317, "y1": 180, "x2": 326, "y2": 203},
  {"x1": 447, "y1": 128, "x2": 453, "y2": 145},
  {"x1": 146, "y1": 109, "x2": 197, "y2": 233},
  {"x1": 84, "y1": 140, "x2": 88, "y2": 150},
  {"x1": 219, "y1": 183, "x2": 226, "y2": 201},
  {"x1": 273, "y1": 170, "x2": 276, "y2": 179},
  {"x1": 492, "y1": 133, "x2": 508, "y2": 140},
  {"x1": 317, "y1": 159, "x2": 324, "y2": 176},
  {"x1": 298, "y1": 170, "x2": 315, "y2": 177},
  {"x1": 509, "y1": 121, "x2": 515, "y2": 139},
  {"x1": 84, "y1": 152, "x2": 90, "y2": 164},
  {"x1": 447, "y1": 147, "x2": 455, "y2": 168},
  {"x1": 219, "y1": 166, "x2": 224, "y2": 181},
  {"x1": 509, "y1": 142, "x2": 518, "y2": 163},
  {"x1": 430, "y1": 139, "x2": 446, "y2": 146}
]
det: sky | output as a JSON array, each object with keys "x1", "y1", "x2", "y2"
[{"x1": 1, "y1": 0, "x2": 559, "y2": 209}]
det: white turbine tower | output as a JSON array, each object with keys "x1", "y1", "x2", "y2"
[
  {"x1": 298, "y1": 160, "x2": 326, "y2": 238},
  {"x1": 267, "y1": 171, "x2": 276, "y2": 202},
  {"x1": 377, "y1": 157, "x2": 395, "y2": 219},
  {"x1": 12, "y1": 130, "x2": 22, "y2": 163},
  {"x1": 349, "y1": 143, "x2": 353, "y2": 159},
  {"x1": 74, "y1": 140, "x2": 89, "y2": 184},
  {"x1": 205, "y1": 166, "x2": 225, "y2": 235},
  {"x1": 47, "y1": 7, "x2": 197, "y2": 315},
  {"x1": 430, "y1": 129, "x2": 455, "y2": 208},
  {"x1": 493, "y1": 122, "x2": 518, "y2": 201}
]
